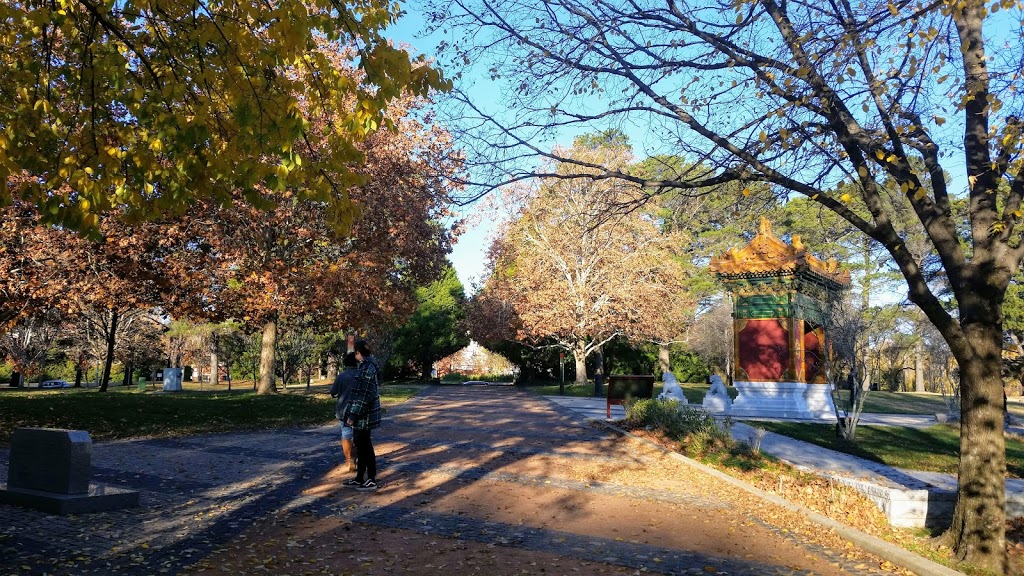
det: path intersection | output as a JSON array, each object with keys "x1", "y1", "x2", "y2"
[{"x1": 1, "y1": 387, "x2": 900, "y2": 575}]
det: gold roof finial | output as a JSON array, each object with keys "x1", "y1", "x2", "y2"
[{"x1": 710, "y1": 218, "x2": 851, "y2": 287}]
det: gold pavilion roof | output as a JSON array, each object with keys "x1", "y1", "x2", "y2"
[{"x1": 709, "y1": 218, "x2": 851, "y2": 286}]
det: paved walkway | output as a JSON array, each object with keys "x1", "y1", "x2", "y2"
[
  {"x1": 1, "y1": 387, "x2": 897, "y2": 575},
  {"x1": 544, "y1": 395, "x2": 936, "y2": 427}
]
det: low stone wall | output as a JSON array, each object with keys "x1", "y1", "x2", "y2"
[{"x1": 826, "y1": 474, "x2": 1024, "y2": 528}]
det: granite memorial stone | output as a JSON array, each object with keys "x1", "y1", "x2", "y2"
[
  {"x1": 7, "y1": 428, "x2": 92, "y2": 494},
  {"x1": 0, "y1": 428, "x2": 139, "y2": 514}
]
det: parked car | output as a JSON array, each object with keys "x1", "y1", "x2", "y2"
[{"x1": 39, "y1": 379, "x2": 71, "y2": 389}]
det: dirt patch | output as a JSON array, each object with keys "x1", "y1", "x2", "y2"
[{"x1": 180, "y1": 513, "x2": 664, "y2": 576}]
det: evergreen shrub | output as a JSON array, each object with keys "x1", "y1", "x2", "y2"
[{"x1": 624, "y1": 398, "x2": 733, "y2": 456}]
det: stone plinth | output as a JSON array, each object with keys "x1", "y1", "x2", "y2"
[
  {"x1": 7, "y1": 428, "x2": 92, "y2": 494},
  {"x1": 0, "y1": 482, "x2": 140, "y2": 515},
  {"x1": 728, "y1": 381, "x2": 835, "y2": 420},
  {"x1": 0, "y1": 428, "x2": 139, "y2": 515}
]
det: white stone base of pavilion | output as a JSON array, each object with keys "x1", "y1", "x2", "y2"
[{"x1": 726, "y1": 381, "x2": 836, "y2": 420}]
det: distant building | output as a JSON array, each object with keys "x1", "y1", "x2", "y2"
[{"x1": 434, "y1": 341, "x2": 517, "y2": 378}]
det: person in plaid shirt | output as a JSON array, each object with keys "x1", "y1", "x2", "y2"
[{"x1": 341, "y1": 339, "x2": 382, "y2": 491}]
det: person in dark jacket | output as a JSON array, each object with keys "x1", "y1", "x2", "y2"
[
  {"x1": 342, "y1": 339, "x2": 382, "y2": 491},
  {"x1": 329, "y1": 331, "x2": 360, "y2": 471},
  {"x1": 329, "y1": 369, "x2": 358, "y2": 472}
]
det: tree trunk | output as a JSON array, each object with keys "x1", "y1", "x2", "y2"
[
  {"x1": 210, "y1": 347, "x2": 219, "y2": 387},
  {"x1": 257, "y1": 318, "x2": 277, "y2": 394},
  {"x1": 573, "y1": 343, "x2": 587, "y2": 386},
  {"x1": 944, "y1": 323, "x2": 1007, "y2": 572},
  {"x1": 99, "y1": 309, "x2": 119, "y2": 392},
  {"x1": 914, "y1": 344, "x2": 925, "y2": 393},
  {"x1": 861, "y1": 237, "x2": 872, "y2": 310},
  {"x1": 326, "y1": 353, "x2": 338, "y2": 381},
  {"x1": 658, "y1": 344, "x2": 671, "y2": 375},
  {"x1": 122, "y1": 362, "x2": 133, "y2": 387},
  {"x1": 724, "y1": 297, "x2": 735, "y2": 386},
  {"x1": 592, "y1": 345, "x2": 605, "y2": 395},
  {"x1": 421, "y1": 355, "x2": 433, "y2": 380},
  {"x1": 74, "y1": 366, "x2": 82, "y2": 388}
]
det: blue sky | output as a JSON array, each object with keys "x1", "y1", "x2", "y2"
[
  {"x1": 389, "y1": 6, "x2": 658, "y2": 291},
  {"x1": 389, "y1": 8, "x2": 495, "y2": 291},
  {"x1": 385, "y1": 3, "x2": 984, "y2": 303}
]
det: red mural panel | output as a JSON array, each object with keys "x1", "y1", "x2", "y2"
[
  {"x1": 737, "y1": 319, "x2": 790, "y2": 381},
  {"x1": 804, "y1": 328, "x2": 822, "y2": 382}
]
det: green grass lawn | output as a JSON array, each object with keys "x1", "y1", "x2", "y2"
[
  {"x1": 838, "y1": 389, "x2": 1024, "y2": 418},
  {"x1": 0, "y1": 383, "x2": 427, "y2": 446},
  {"x1": 757, "y1": 421, "x2": 1024, "y2": 478},
  {"x1": 527, "y1": 382, "x2": 625, "y2": 397},
  {"x1": 847, "y1": 391, "x2": 952, "y2": 414}
]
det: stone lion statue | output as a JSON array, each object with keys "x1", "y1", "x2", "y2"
[
  {"x1": 708, "y1": 374, "x2": 729, "y2": 396},
  {"x1": 657, "y1": 372, "x2": 688, "y2": 404}
]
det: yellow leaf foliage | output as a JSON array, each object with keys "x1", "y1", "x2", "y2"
[{"x1": 0, "y1": 0, "x2": 449, "y2": 235}]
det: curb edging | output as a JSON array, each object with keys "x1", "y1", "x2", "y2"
[{"x1": 595, "y1": 419, "x2": 966, "y2": 576}]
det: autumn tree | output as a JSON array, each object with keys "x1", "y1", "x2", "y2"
[
  {"x1": 685, "y1": 298, "x2": 735, "y2": 383},
  {"x1": 0, "y1": 202, "x2": 75, "y2": 332},
  {"x1": 273, "y1": 317, "x2": 318, "y2": 389},
  {"x1": 78, "y1": 307, "x2": 148, "y2": 391},
  {"x1": 474, "y1": 141, "x2": 689, "y2": 386},
  {"x1": 429, "y1": 0, "x2": 1022, "y2": 567},
  {"x1": 639, "y1": 157, "x2": 773, "y2": 371},
  {"x1": 0, "y1": 313, "x2": 61, "y2": 387},
  {"x1": 116, "y1": 315, "x2": 164, "y2": 387},
  {"x1": 0, "y1": 0, "x2": 446, "y2": 233},
  {"x1": 195, "y1": 66, "x2": 461, "y2": 393},
  {"x1": 0, "y1": 200, "x2": 209, "y2": 389}
]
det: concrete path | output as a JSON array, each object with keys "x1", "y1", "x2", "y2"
[
  {"x1": 543, "y1": 395, "x2": 627, "y2": 420},
  {"x1": 544, "y1": 395, "x2": 937, "y2": 427},
  {"x1": 0, "y1": 387, "x2": 898, "y2": 575}
]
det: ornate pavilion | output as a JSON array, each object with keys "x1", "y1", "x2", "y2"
[{"x1": 709, "y1": 218, "x2": 851, "y2": 419}]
